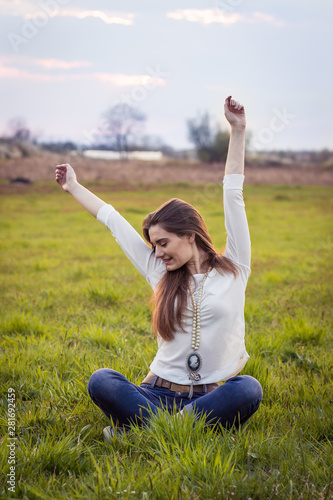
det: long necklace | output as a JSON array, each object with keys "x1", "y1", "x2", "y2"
[{"x1": 187, "y1": 266, "x2": 211, "y2": 398}]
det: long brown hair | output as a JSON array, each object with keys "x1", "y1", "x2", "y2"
[{"x1": 143, "y1": 198, "x2": 238, "y2": 341}]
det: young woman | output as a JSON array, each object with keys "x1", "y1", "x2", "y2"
[{"x1": 55, "y1": 96, "x2": 263, "y2": 441}]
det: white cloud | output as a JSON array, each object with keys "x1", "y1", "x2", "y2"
[
  {"x1": 166, "y1": 9, "x2": 285, "y2": 27},
  {"x1": 167, "y1": 9, "x2": 241, "y2": 26},
  {"x1": 25, "y1": 9, "x2": 135, "y2": 26},
  {"x1": 0, "y1": 2, "x2": 135, "y2": 25},
  {"x1": 92, "y1": 73, "x2": 165, "y2": 87}
]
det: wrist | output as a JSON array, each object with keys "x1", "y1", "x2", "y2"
[
  {"x1": 67, "y1": 180, "x2": 80, "y2": 194},
  {"x1": 230, "y1": 124, "x2": 246, "y2": 133}
]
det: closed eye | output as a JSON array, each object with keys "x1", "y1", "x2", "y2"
[{"x1": 151, "y1": 240, "x2": 168, "y2": 251}]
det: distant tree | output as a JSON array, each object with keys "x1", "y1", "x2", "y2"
[
  {"x1": 101, "y1": 104, "x2": 146, "y2": 157},
  {"x1": 187, "y1": 112, "x2": 230, "y2": 163},
  {"x1": 40, "y1": 141, "x2": 77, "y2": 154},
  {"x1": 7, "y1": 117, "x2": 31, "y2": 141},
  {"x1": 317, "y1": 148, "x2": 332, "y2": 163},
  {"x1": 1, "y1": 117, "x2": 42, "y2": 157},
  {"x1": 210, "y1": 129, "x2": 230, "y2": 163},
  {"x1": 4, "y1": 117, "x2": 42, "y2": 145},
  {"x1": 139, "y1": 134, "x2": 164, "y2": 151},
  {"x1": 160, "y1": 144, "x2": 177, "y2": 158},
  {"x1": 187, "y1": 112, "x2": 214, "y2": 162}
]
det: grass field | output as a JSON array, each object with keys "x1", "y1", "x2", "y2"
[{"x1": 0, "y1": 182, "x2": 332, "y2": 500}]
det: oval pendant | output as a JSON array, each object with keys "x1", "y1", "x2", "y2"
[{"x1": 187, "y1": 353, "x2": 201, "y2": 372}]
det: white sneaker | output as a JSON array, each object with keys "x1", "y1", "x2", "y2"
[{"x1": 103, "y1": 426, "x2": 125, "y2": 443}]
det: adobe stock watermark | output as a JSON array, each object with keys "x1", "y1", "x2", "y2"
[
  {"x1": 213, "y1": 0, "x2": 244, "y2": 21},
  {"x1": 214, "y1": 0, "x2": 244, "y2": 12},
  {"x1": 6, "y1": 388, "x2": 16, "y2": 494},
  {"x1": 82, "y1": 65, "x2": 169, "y2": 147},
  {"x1": 252, "y1": 107, "x2": 296, "y2": 151},
  {"x1": 191, "y1": 179, "x2": 224, "y2": 213},
  {"x1": 7, "y1": 0, "x2": 70, "y2": 54}
]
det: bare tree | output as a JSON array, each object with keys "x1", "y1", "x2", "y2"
[
  {"x1": 7, "y1": 117, "x2": 31, "y2": 141},
  {"x1": 101, "y1": 104, "x2": 146, "y2": 157},
  {"x1": 187, "y1": 112, "x2": 213, "y2": 152}
]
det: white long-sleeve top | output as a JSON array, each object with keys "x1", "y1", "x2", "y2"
[{"x1": 97, "y1": 174, "x2": 251, "y2": 384}]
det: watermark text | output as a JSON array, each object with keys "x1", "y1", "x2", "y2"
[{"x1": 7, "y1": 388, "x2": 16, "y2": 494}]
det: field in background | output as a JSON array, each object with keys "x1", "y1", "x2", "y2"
[
  {"x1": 0, "y1": 182, "x2": 332, "y2": 499},
  {"x1": 0, "y1": 150, "x2": 333, "y2": 191}
]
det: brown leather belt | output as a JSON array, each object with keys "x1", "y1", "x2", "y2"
[{"x1": 141, "y1": 374, "x2": 218, "y2": 394}]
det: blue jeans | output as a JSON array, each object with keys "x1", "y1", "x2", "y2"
[{"x1": 88, "y1": 369, "x2": 263, "y2": 430}]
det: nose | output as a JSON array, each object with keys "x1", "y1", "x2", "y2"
[{"x1": 155, "y1": 247, "x2": 164, "y2": 259}]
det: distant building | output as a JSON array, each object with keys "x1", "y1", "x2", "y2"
[{"x1": 83, "y1": 150, "x2": 163, "y2": 161}]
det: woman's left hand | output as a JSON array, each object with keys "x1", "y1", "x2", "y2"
[{"x1": 224, "y1": 96, "x2": 246, "y2": 129}]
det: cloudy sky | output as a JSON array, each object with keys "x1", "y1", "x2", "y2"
[{"x1": 0, "y1": 0, "x2": 332, "y2": 150}]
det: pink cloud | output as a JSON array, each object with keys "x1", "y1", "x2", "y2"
[
  {"x1": 34, "y1": 59, "x2": 92, "y2": 70},
  {"x1": 0, "y1": 59, "x2": 166, "y2": 87},
  {"x1": 0, "y1": 60, "x2": 55, "y2": 81}
]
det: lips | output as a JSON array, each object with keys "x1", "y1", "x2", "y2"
[{"x1": 163, "y1": 258, "x2": 172, "y2": 264}]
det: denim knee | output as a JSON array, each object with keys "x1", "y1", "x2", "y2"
[
  {"x1": 88, "y1": 368, "x2": 113, "y2": 399},
  {"x1": 225, "y1": 375, "x2": 263, "y2": 404},
  {"x1": 239, "y1": 375, "x2": 263, "y2": 403}
]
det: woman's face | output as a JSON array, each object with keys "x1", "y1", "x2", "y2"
[{"x1": 148, "y1": 224, "x2": 195, "y2": 271}]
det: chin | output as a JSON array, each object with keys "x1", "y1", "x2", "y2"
[{"x1": 166, "y1": 262, "x2": 182, "y2": 272}]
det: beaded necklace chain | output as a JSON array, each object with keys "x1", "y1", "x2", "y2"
[{"x1": 186, "y1": 266, "x2": 212, "y2": 398}]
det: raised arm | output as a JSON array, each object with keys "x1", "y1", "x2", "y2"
[
  {"x1": 55, "y1": 163, "x2": 106, "y2": 217},
  {"x1": 222, "y1": 97, "x2": 251, "y2": 277},
  {"x1": 55, "y1": 162, "x2": 165, "y2": 287},
  {"x1": 224, "y1": 96, "x2": 246, "y2": 175}
]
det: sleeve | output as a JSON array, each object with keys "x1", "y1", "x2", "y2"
[
  {"x1": 97, "y1": 204, "x2": 165, "y2": 289},
  {"x1": 223, "y1": 174, "x2": 251, "y2": 273}
]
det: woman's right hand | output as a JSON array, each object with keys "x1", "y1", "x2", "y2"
[{"x1": 55, "y1": 163, "x2": 78, "y2": 192}]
